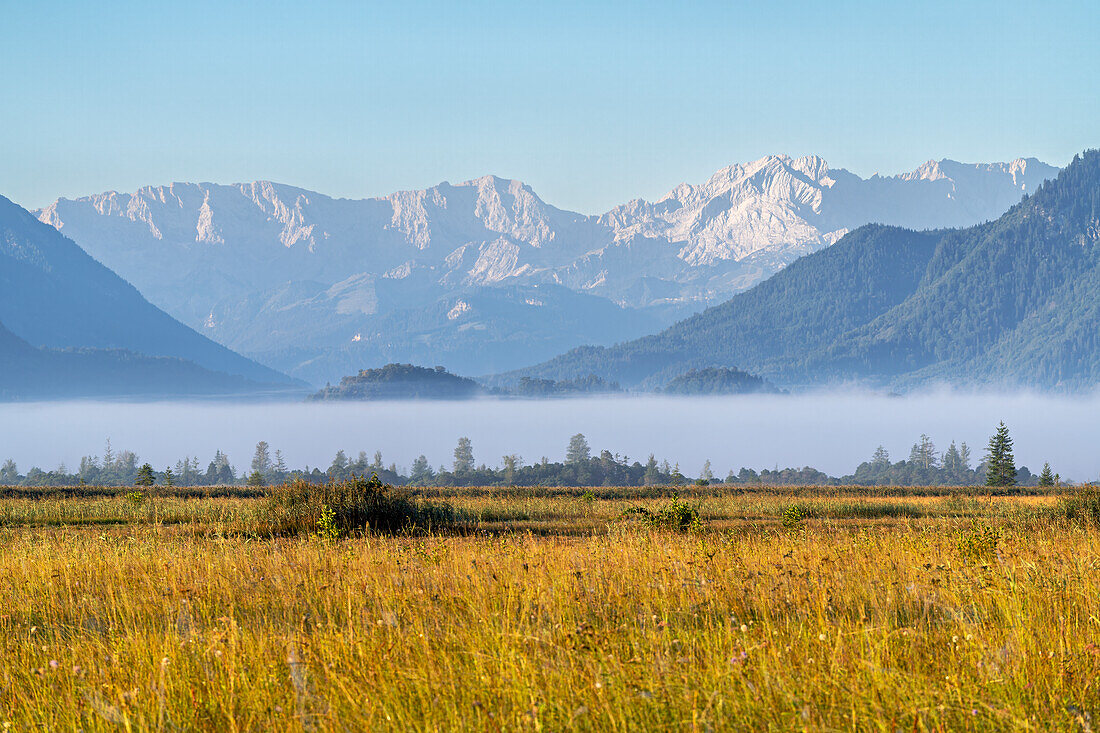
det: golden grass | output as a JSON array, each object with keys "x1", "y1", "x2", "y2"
[{"x1": 0, "y1": 487, "x2": 1097, "y2": 730}]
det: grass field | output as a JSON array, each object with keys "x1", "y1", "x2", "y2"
[{"x1": 1, "y1": 483, "x2": 1098, "y2": 730}]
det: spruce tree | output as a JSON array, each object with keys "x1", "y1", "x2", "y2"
[
  {"x1": 135, "y1": 463, "x2": 155, "y2": 487},
  {"x1": 1038, "y1": 462, "x2": 1055, "y2": 487},
  {"x1": 943, "y1": 442, "x2": 962, "y2": 472},
  {"x1": 251, "y1": 441, "x2": 272, "y2": 478},
  {"x1": 984, "y1": 421, "x2": 1017, "y2": 487}
]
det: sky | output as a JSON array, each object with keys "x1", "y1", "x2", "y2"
[{"x1": 1, "y1": 0, "x2": 1097, "y2": 213}]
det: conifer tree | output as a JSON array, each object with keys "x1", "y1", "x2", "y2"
[
  {"x1": 163, "y1": 466, "x2": 175, "y2": 487},
  {"x1": 1038, "y1": 462, "x2": 1055, "y2": 487},
  {"x1": 410, "y1": 455, "x2": 434, "y2": 483},
  {"x1": 251, "y1": 441, "x2": 272, "y2": 477},
  {"x1": 984, "y1": 421, "x2": 1017, "y2": 487},
  {"x1": 908, "y1": 434, "x2": 938, "y2": 469},
  {"x1": 135, "y1": 463, "x2": 155, "y2": 487},
  {"x1": 274, "y1": 450, "x2": 287, "y2": 477}
]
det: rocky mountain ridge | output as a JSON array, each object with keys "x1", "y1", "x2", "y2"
[
  {"x1": 505, "y1": 151, "x2": 1100, "y2": 391},
  {"x1": 35, "y1": 155, "x2": 1058, "y2": 384}
]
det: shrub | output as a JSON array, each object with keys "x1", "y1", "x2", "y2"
[
  {"x1": 316, "y1": 504, "x2": 341, "y2": 540},
  {"x1": 262, "y1": 474, "x2": 454, "y2": 537},
  {"x1": 123, "y1": 490, "x2": 147, "y2": 507},
  {"x1": 620, "y1": 494, "x2": 702, "y2": 532},
  {"x1": 781, "y1": 504, "x2": 805, "y2": 530}
]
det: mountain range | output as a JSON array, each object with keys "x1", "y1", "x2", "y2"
[
  {"x1": 0, "y1": 195, "x2": 299, "y2": 398},
  {"x1": 35, "y1": 155, "x2": 1057, "y2": 384},
  {"x1": 507, "y1": 151, "x2": 1100, "y2": 391}
]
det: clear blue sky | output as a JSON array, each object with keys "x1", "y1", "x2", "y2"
[{"x1": 2, "y1": 0, "x2": 1097, "y2": 213}]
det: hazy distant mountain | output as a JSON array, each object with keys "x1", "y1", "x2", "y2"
[
  {"x1": 0, "y1": 320, "x2": 274, "y2": 399},
  {"x1": 507, "y1": 151, "x2": 1100, "y2": 391},
  {"x1": 0, "y1": 195, "x2": 299, "y2": 397},
  {"x1": 35, "y1": 156, "x2": 1056, "y2": 383}
]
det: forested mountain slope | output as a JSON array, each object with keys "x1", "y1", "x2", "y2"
[{"x1": 510, "y1": 151, "x2": 1100, "y2": 390}]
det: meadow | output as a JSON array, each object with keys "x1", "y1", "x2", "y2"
[{"x1": 1, "y1": 482, "x2": 1098, "y2": 730}]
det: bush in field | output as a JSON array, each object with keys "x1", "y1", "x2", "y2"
[
  {"x1": 263, "y1": 474, "x2": 454, "y2": 537},
  {"x1": 1057, "y1": 487, "x2": 1100, "y2": 525},
  {"x1": 316, "y1": 504, "x2": 341, "y2": 540},
  {"x1": 620, "y1": 494, "x2": 702, "y2": 531},
  {"x1": 781, "y1": 504, "x2": 805, "y2": 530}
]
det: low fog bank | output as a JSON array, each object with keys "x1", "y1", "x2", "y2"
[{"x1": 1, "y1": 389, "x2": 1097, "y2": 481}]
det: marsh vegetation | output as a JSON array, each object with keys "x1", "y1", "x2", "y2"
[{"x1": 1, "y1": 481, "x2": 1099, "y2": 729}]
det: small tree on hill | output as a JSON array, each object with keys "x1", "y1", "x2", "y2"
[
  {"x1": 135, "y1": 463, "x2": 155, "y2": 487},
  {"x1": 984, "y1": 421, "x2": 1017, "y2": 487},
  {"x1": 1038, "y1": 462, "x2": 1055, "y2": 487},
  {"x1": 163, "y1": 466, "x2": 175, "y2": 487}
]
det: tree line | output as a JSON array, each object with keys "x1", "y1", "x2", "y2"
[{"x1": 0, "y1": 422, "x2": 1065, "y2": 488}]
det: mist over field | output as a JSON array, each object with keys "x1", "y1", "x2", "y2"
[{"x1": 1, "y1": 390, "x2": 1096, "y2": 481}]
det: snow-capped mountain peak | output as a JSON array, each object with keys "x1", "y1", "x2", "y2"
[{"x1": 34, "y1": 154, "x2": 1061, "y2": 383}]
